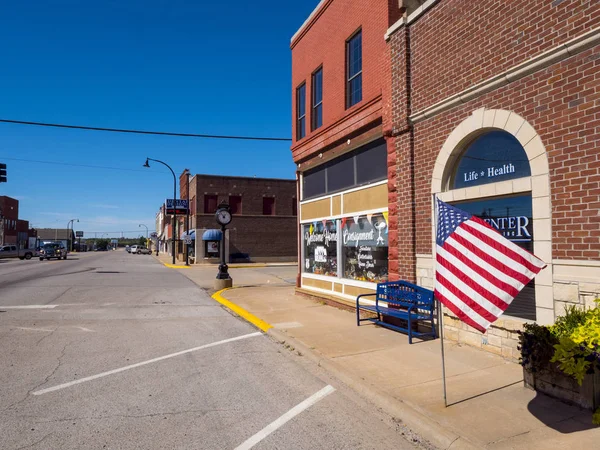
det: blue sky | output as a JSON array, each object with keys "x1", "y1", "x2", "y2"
[{"x1": 0, "y1": 0, "x2": 317, "y2": 238}]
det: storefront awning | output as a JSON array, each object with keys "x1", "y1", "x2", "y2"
[
  {"x1": 180, "y1": 230, "x2": 196, "y2": 240},
  {"x1": 202, "y1": 229, "x2": 222, "y2": 241}
]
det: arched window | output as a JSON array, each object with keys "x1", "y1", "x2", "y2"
[
  {"x1": 448, "y1": 130, "x2": 536, "y2": 320},
  {"x1": 451, "y1": 130, "x2": 531, "y2": 190}
]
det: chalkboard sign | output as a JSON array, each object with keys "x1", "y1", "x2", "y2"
[
  {"x1": 452, "y1": 131, "x2": 531, "y2": 189},
  {"x1": 342, "y1": 213, "x2": 388, "y2": 283},
  {"x1": 303, "y1": 220, "x2": 338, "y2": 277}
]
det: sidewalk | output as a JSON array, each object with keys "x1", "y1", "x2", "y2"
[
  {"x1": 153, "y1": 253, "x2": 296, "y2": 271},
  {"x1": 155, "y1": 253, "x2": 599, "y2": 448},
  {"x1": 219, "y1": 285, "x2": 598, "y2": 450},
  {"x1": 152, "y1": 253, "x2": 297, "y2": 292}
]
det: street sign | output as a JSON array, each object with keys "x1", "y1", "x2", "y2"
[
  {"x1": 75, "y1": 231, "x2": 84, "y2": 237},
  {"x1": 0, "y1": 163, "x2": 6, "y2": 183},
  {"x1": 183, "y1": 235, "x2": 192, "y2": 245},
  {"x1": 165, "y1": 199, "x2": 189, "y2": 215}
]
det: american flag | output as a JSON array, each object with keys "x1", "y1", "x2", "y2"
[{"x1": 434, "y1": 199, "x2": 546, "y2": 333}]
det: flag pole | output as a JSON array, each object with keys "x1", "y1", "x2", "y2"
[{"x1": 433, "y1": 193, "x2": 448, "y2": 407}]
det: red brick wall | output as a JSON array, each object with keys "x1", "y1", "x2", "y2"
[
  {"x1": 410, "y1": 0, "x2": 600, "y2": 114},
  {"x1": 388, "y1": 3, "x2": 600, "y2": 273},
  {"x1": 188, "y1": 175, "x2": 296, "y2": 217},
  {"x1": 291, "y1": 0, "x2": 401, "y2": 163},
  {"x1": 195, "y1": 215, "x2": 298, "y2": 260},
  {"x1": 410, "y1": 47, "x2": 600, "y2": 261}
]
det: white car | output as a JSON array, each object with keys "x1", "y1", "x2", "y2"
[{"x1": 129, "y1": 245, "x2": 139, "y2": 254}]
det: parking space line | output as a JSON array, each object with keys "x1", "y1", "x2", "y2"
[
  {"x1": 32, "y1": 332, "x2": 262, "y2": 395},
  {"x1": 234, "y1": 385, "x2": 335, "y2": 450},
  {"x1": 1, "y1": 305, "x2": 58, "y2": 309}
]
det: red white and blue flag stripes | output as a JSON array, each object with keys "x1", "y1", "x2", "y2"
[{"x1": 434, "y1": 199, "x2": 546, "y2": 333}]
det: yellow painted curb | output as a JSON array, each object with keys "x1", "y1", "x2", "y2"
[
  {"x1": 212, "y1": 289, "x2": 272, "y2": 332},
  {"x1": 164, "y1": 263, "x2": 191, "y2": 269}
]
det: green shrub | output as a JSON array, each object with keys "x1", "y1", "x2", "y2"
[{"x1": 519, "y1": 299, "x2": 600, "y2": 426}]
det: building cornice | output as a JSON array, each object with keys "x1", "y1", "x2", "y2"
[
  {"x1": 291, "y1": 0, "x2": 333, "y2": 49},
  {"x1": 385, "y1": 0, "x2": 440, "y2": 40},
  {"x1": 410, "y1": 26, "x2": 600, "y2": 124}
]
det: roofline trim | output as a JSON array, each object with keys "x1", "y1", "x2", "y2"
[
  {"x1": 290, "y1": 0, "x2": 331, "y2": 47},
  {"x1": 385, "y1": 0, "x2": 441, "y2": 40}
]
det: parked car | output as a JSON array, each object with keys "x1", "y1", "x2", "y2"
[
  {"x1": 0, "y1": 244, "x2": 37, "y2": 260},
  {"x1": 39, "y1": 242, "x2": 68, "y2": 260},
  {"x1": 130, "y1": 245, "x2": 150, "y2": 255},
  {"x1": 125, "y1": 245, "x2": 131, "y2": 253}
]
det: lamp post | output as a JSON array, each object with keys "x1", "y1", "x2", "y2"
[
  {"x1": 139, "y1": 224, "x2": 148, "y2": 249},
  {"x1": 67, "y1": 218, "x2": 79, "y2": 252},
  {"x1": 144, "y1": 157, "x2": 177, "y2": 265},
  {"x1": 184, "y1": 169, "x2": 190, "y2": 266}
]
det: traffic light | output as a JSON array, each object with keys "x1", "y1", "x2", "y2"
[{"x1": 0, "y1": 163, "x2": 6, "y2": 183}]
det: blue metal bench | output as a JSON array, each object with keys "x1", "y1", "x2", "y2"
[{"x1": 356, "y1": 281, "x2": 436, "y2": 344}]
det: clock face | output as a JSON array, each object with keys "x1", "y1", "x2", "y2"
[{"x1": 216, "y1": 209, "x2": 232, "y2": 225}]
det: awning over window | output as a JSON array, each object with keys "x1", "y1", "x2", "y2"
[
  {"x1": 202, "y1": 229, "x2": 222, "y2": 241},
  {"x1": 180, "y1": 230, "x2": 196, "y2": 240}
]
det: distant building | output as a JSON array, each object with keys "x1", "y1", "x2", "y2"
[
  {"x1": 156, "y1": 173, "x2": 298, "y2": 263},
  {"x1": 36, "y1": 228, "x2": 75, "y2": 250},
  {"x1": 0, "y1": 195, "x2": 31, "y2": 247}
]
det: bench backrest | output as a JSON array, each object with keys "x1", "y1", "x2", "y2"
[{"x1": 376, "y1": 281, "x2": 435, "y2": 312}]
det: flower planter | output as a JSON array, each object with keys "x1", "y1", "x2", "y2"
[{"x1": 524, "y1": 361, "x2": 600, "y2": 410}]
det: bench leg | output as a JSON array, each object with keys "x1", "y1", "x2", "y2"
[
  {"x1": 408, "y1": 315, "x2": 413, "y2": 344},
  {"x1": 356, "y1": 305, "x2": 360, "y2": 327}
]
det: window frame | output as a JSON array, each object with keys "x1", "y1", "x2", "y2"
[
  {"x1": 346, "y1": 29, "x2": 363, "y2": 109},
  {"x1": 262, "y1": 197, "x2": 276, "y2": 216},
  {"x1": 229, "y1": 195, "x2": 242, "y2": 215},
  {"x1": 311, "y1": 66, "x2": 323, "y2": 131},
  {"x1": 296, "y1": 82, "x2": 307, "y2": 141},
  {"x1": 204, "y1": 194, "x2": 218, "y2": 214}
]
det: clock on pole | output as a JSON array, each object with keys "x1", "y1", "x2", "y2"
[{"x1": 214, "y1": 202, "x2": 233, "y2": 289}]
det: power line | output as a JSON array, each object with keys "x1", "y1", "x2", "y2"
[
  {"x1": 0, "y1": 118, "x2": 292, "y2": 142},
  {"x1": 0, "y1": 156, "x2": 163, "y2": 173}
]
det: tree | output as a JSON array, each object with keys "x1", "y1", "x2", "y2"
[
  {"x1": 138, "y1": 236, "x2": 146, "y2": 246},
  {"x1": 96, "y1": 239, "x2": 110, "y2": 250}
]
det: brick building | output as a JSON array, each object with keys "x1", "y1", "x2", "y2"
[
  {"x1": 159, "y1": 173, "x2": 298, "y2": 263},
  {"x1": 0, "y1": 196, "x2": 31, "y2": 246},
  {"x1": 292, "y1": 0, "x2": 600, "y2": 358},
  {"x1": 292, "y1": 0, "x2": 402, "y2": 297}
]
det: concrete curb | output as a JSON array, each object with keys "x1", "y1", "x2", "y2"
[
  {"x1": 267, "y1": 328, "x2": 481, "y2": 450},
  {"x1": 212, "y1": 289, "x2": 273, "y2": 333}
]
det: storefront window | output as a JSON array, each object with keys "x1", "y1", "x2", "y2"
[
  {"x1": 342, "y1": 213, "x2": 388, "y2": 283},
  {"x1": 303, "y1": 220, "x2": 338, "y2": 277},
  {"x1": 455, "y1": 194, "x2": 535, "y2": 320}
]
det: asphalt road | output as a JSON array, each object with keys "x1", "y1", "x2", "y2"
[{"x1": 0, "y1": 251, "x2": 420, "y2": 449}]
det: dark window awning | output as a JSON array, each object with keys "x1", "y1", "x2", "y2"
[
  {"x1": 202, "y1": 229, "x2": 222, "y2": 241},
  {"x1": 181, "y1": 230, "x2": 195, "y2": 240}
]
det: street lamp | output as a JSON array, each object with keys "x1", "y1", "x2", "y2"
[
  {"x1": 67, "y1": 218, "x2": 79, "y2": 252},
  {"x1": 184, "y1": 169, "x2": 190, "y2": 266},
  {"x1": 144, "y1": 157, "x2": 177, "y2": 265}
]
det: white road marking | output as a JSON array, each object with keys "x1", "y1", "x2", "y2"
[
  {"x1": 1, "y1": 305, "x2": 58, "y2": 309},
  {"x1": 74, "y1": 326, "x2": 95, "y2": 332},
  {"x1": 234, "y1": 385, "x2": 336, "y2": 450},
  {"x1": 16, "y1": 327, "x2": 56, "y2": 332},
  {"x1": 273, "y1": 321, "x2": 304, "y2": 329},
  {"x1": 32, "y1": 332, "x2": 262, "y2": 395}
]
